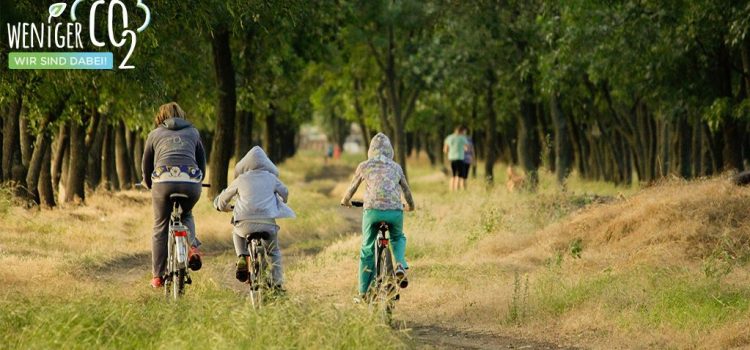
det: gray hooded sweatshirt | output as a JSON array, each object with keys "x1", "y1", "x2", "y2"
[
  {"x1": 141, "y1": 118, "x2": 206, "y2": 188},
  {"x1": 213, "y1": 146, "x2": 295, "y2": 221}
]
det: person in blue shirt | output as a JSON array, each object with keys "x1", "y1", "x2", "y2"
[{"x1": 443, "y1": 126, "x2": 469, "y2": 191}]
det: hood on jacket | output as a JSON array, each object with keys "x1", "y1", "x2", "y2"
[
  {"x1": 162, "y1": 117, "x2": 193, "y2": 130},
  {"x1": 235, "y1": 146, "x2": 279, "y2": 178},
  {"x1": 367, "y1": 133, "x2": 394, "y2": 160}
]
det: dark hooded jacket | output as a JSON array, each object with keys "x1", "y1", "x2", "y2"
[
  {"x1": 213, "y1": 146, "x2": 295, "y2": 221},
  {"x1": 342, "y1": 133, "x2": 415, "y2": 210},
  {"x1": 141, "y1": 118, "x2": 206, "y2": 188}
]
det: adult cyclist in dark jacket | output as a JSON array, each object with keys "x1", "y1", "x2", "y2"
[{"x1": 142, "y1": 102, "x2": 206, "y2": 288}]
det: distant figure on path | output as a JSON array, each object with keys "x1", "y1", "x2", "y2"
[
  {"x1": 443, "y1": 126, "x2": 469, "y2": 191},
  {"x1": 324, "y1": 143, "x2": 333, "y2": 164}
]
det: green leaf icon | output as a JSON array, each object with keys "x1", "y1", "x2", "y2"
[{"x1": 48, "y1": 3, "x2": 67, "y2": 22}]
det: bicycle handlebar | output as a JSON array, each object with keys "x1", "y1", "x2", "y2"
[
  {"x1": 134, "y1": 182, "x2": 210, "y2": 190},
  {"x1": 345, "y1": 200, "x2": 411, "y2": 210}
]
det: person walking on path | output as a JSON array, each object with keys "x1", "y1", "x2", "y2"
[{"x1": 443, "y1": 126, "x2": 469, "y2": 191}]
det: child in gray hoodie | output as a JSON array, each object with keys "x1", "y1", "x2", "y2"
[{"x1": 213, "y1": 146, "x2": 295, "y2": 288}]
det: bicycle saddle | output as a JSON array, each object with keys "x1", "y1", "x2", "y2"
[
  {"x1": 378, "y1": 222, "x2": 389, "y2": 232},
  {"x1": 248, "y1": 231, "x2": 271, "y2": 240},
  {"x1": 169, "y1": 193, "x2": 189, "y2": 200}
]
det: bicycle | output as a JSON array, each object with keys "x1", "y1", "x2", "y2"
[
  {"x1": 245, "y1": 231, "x2": 272, "y2": 309},
  {"x1": 223, "y1": 205, "x2": 274, "y2": 309},
  {"x1": 163, "y1": 193, "x2": 192, "y2": 301},
  {"x1": 349, "y1": 200, "x2": 401, "y2": 321},
  {"x1": 136, "y1": 182, "x2": 209, "y2": 301}
]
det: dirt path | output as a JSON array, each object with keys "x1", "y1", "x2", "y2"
[
  {"x1": 409, "y1": 324, "x2": 574, "y2": 350},
  {"x1": 94, "y1": 162, "x2": 571, "y2": 350}
]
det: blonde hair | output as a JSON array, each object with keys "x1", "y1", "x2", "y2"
[{"x1": 154, "y1": 102, "x2": 186, "y2": 126}]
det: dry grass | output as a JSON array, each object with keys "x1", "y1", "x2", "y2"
[{"x1": 3, "y1": 152, "x2": 750, "y2": 349}]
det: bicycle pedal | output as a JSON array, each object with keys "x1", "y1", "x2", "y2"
[{"x1": 186, "y1": 276, "x2": 192, "y2": 285}]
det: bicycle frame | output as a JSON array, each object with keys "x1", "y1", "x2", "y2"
[{"x1": 165, "y1": 200, "x2": 191, "y2": 300}]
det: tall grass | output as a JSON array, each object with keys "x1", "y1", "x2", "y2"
[
  {"x1": 0, "y1": 283, "x2": 406, "y2": 350},
  {"x1": 4, "y1": 151, "x2": 750, "y2": 348}
]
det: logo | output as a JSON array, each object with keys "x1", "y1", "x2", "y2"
[{"x1": 5, "y1": 0, "x2": 151, "y2": 70}]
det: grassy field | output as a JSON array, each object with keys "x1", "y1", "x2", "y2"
[{"x1": 2, "y1": 151, "x2": 750, "y2": 349}]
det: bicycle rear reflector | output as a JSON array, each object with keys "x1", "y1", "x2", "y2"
[{"x1": 174, "y1": 230, "x2": 187, "y2": 237}]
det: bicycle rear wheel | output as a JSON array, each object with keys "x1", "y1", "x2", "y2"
[
  {"x1": 372, "y1": 245, "x2": 396, "y2": 321},
  {"x1": 165, "y1": 235, "x2": 175, "y2": 301},
  {"x1": 175, "y1": 268, "x2": 186, "y2": 298},
  {"x1": 249, "y1": 240, "x2": 267, "y2": 309}
]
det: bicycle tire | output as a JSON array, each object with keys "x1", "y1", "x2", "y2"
[
  {"x1": 249, "y1": 240, "x2": 263, "y2": 308},
  {"x1": 165, "y1": 234, "x2": 175, "y2": 301},
  {"x1": 176, "y1": 268, "x2": 186, "y2": 297},
  {"x1": 372, "y1": 244, "x2": 396, "y2": 321}
]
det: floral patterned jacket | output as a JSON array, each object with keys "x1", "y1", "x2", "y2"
[{"x1": 342, "y1": 133, "x2": 415, "y2": 211}]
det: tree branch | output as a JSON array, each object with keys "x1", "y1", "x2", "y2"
[{"x1": 367, "y1": 38, "x2": 386, "y2": 72}]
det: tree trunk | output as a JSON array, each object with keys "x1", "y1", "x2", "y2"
[
  {"x1": 114, "y1": 121, "x2": 132, "y2": 189},
  {"x1": 100, "y1": 124, "x2": 117, "y2": 190},
  {"x1": 716, "y1": 42, "x2": 742, "y2": 171},
  {"x1": 484, "y1": 69, "x2": 497, "y2": 183},
  {"x1": 723, "y1": 119, "x2": 743, "y2": 171},
  {"x1": 125, "y1": 129, "x2": 138, "y2": 182},
  {"x1": 659, "y1": 118, "x2": 670, "y2": 178},
  {"x1": 384, "y1": 24, "x2": 408, "y2": 178},
  {"x1": 86, "y1": 114, "x2": 106, "y2": 189},
  {"x1": 353, "y1": 78, "x2": 371, "y2": 150},
  {"x1": 235, "y1": 110, "x2": 253, "y2": 160},
  {"x1": 692, "y1": 119, "x2": 703, "y2": 177},
  {"x1": 209, "y1": 28, "x2": 237, "y2": 198},
  {"x1": 26, "y1": 116, "x2": 54, "y2": 203},
  {"x1": 64, "y1": 117, "x2": 88, "y2": 203},
  {"x1": 133, "y1": 134, "x2": 144, "y2": 182},
  {"x1": 678, "y1": 116, "x2": 692, "y2": 178},
  {"x1": 235, "y1": 26, "x2": 256, "y2": 161},
  {"x1": 38, "y1": 142, "x2": 55, "y2": 208},
  {"x1": 19, "y1": 113, "x2": 33, "y2": 168},
  {"x1": 26, "y1": 96, "x2": 66, "y2": 203},
  {"x1": 377, "y1": 83, "x2": 393, "y2": 137},
  {"x1": 100, "y1": 123, "x2": 111, "y2": 190},
  {"x1": 51, "y1": 123, "x2": 69, "y2": 191},
  {"x1": 263, "y1": 104, "x2": 278, "y2": 162},
  {"x1": 2, "y1": 92, "x2": 22, "y2": 182},
  {"x1": 550, "y1": 92, "x2": 572, "y2": 186},
  {"x1": 0, "y1": 107, "x2": 3, "y2": 180},
  {"x1": 518, "y1": 78, "x2": 541, "y2": 190}
]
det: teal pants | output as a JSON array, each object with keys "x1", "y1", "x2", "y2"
[{"x1": 359, "y1": 209, "x2": 408, "y2": 294}]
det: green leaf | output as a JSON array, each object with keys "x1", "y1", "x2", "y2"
[{"x1": 48, "y1": 3, "x2": 67, "y2": 21}]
